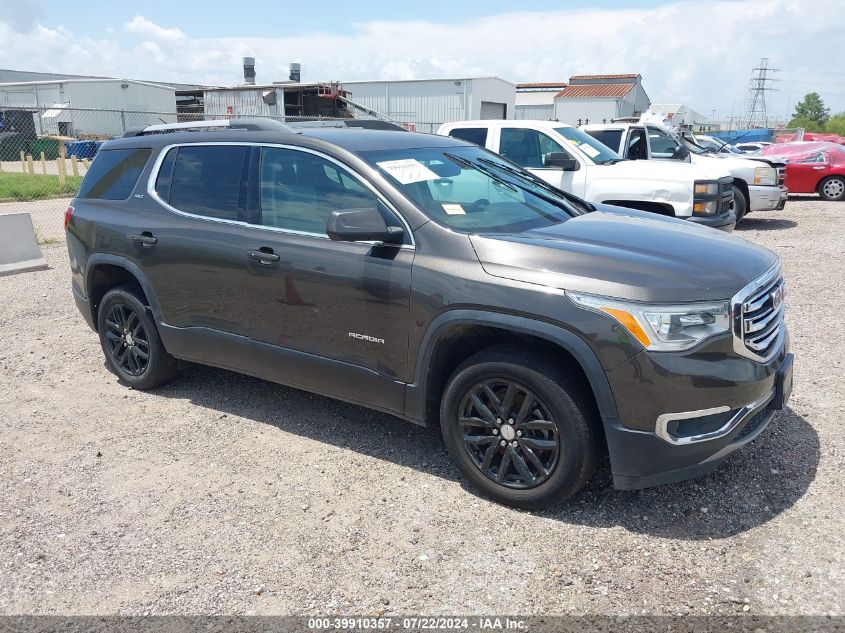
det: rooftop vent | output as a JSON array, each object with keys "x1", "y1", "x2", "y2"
[
  {"x1": 289, "y1": 63, "x2": 301, "y2": 83},
  {"x1": 243, "y1": 57, "x2": 256, "y2": 85}
]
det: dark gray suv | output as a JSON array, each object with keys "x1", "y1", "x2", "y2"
[{"x1": 65, "y1": 119, "x2": 793, "y2": 509}]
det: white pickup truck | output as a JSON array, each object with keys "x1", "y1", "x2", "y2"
[
  {"x1": 437, "y1": 120, "x2": 736, "y2": 231},
  {"x1": 582, "y1": 121, "x2": 788, "y2": 221}
]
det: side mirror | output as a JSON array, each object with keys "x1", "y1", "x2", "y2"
[
  {"x1": 671, "y1": 144, "x2": 690, "y2": 160},
  {"x1": 544, "y1": 152, "x2": 580, "y2": 171},
  {"x1": 326, "y1": 205, "x2": 405, "y2": 245}
]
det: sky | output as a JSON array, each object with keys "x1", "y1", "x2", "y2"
[{"x1": 1, "y1": 0, "x2": 843, "y2": 121}]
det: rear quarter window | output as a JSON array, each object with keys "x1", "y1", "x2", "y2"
[
  {"x1": 586, "y1": 129, "x2": 623, "y2": 152},
  {"x1": 77, "y1": 148, "x2": 151, "y2": 200}
]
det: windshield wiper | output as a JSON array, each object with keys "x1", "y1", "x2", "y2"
[
  {"x1": 597, "y1": 158, "x2": 627, "y2": 165},
  {"x1": 475, "y1": 157, "x2": 595, "y2": 213},
  {"x1": 443, "y1": 152, "x2": 519, "y2": 193}
]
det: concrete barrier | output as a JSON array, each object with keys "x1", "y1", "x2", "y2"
[{"x1": 0, "y1": 213, "x2": 49, "y2": 276}]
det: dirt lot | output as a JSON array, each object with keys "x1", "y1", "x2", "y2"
[{"x1": 0, "y1": 198, "x2": 843, "y2": 617}]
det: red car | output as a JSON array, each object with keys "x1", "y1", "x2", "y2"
[{"x1": 761, "y1": 142, "x2": 845, "y2": 200}]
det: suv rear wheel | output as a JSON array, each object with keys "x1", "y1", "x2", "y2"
[
  {"x1": 819, "y1": 176, "x2": 845, "y2": 201},
  {"x1": 440, "y1": 346, "x2": 597, "y2": 509},
  {"x1": 97, "y1": 286, "x2": 178, "y2": 389}
]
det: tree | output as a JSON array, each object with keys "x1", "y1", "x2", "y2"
[
  {"x1": 826, "y1": 112, "x2": 845, "y2": 136},
  {"x1": 788, "y1": 116, "x2": 825, "y2": 133},
  {"x1": 789, "y1": 92, "x2": 830, "y2": 127}
]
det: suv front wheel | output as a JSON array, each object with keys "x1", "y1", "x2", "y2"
[
  {"x1": 97, "y1": 286, "x2": 178, "y2": 390},
  {"x1": 440, "y1": 346, "x2": 597, "y2": 510}
]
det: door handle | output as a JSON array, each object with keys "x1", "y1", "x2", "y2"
[
  {"x1": 131, "y1": 232, "x2": 157, "y2": 247},
  {"x1": 813, "y1": 166, "x2": 825, "y2": 170},
  {"x1": 247, "y1": 249, "x2": 280, "y2": 265}
]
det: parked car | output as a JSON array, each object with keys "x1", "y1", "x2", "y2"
[
  {"x1": 438, "y1": 120, "x2": 736, "y2": 231},
  {"x1": 761, "y1": 141, "x2": 845, "y2": 200},
  {"x1": 693, "y1": 135, "x2": 742, "y2": 155},
  {"x1": 734, "y1": 142, "x2": 773, "y2": 154},
  {"x1": 583, "y1": 122, "x2": 787, "y2": 221},
  {"x1": 66, "y1": 118, "x2": 792, "y2": 509}
]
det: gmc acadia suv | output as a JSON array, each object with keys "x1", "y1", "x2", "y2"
[{"x1": 65, "y1": 119, "x2": 793, "y2": 509}]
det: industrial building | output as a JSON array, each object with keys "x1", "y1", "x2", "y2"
[
  {"x1": 0, "y1": 78, "x2": 177, "y2": 137},
  {"x1": 648, "y1": 103, "x2": 710, "y2": 131},
  {"x1": 338, "y1": 77, "x2": 516, "y2": 133},
  {"x1": 515, "y1": 82, "x2": 568, "y2": 120},
  {"x1": 553, "y1": 74, "x2": 651, "y2": 125}
]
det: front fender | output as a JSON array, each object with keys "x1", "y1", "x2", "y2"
[{"x1": 404, "y1": 309, "x2": 619, "y2": 424}]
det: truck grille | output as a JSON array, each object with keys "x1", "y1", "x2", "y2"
[
  {"x1": 732, "y1": 265, "x2": 785, "y2": 362},
  {"x1": 720, "y1": 178, "x2": 734, "y2": 214}
]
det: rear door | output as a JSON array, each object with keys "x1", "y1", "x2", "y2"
[{"x1": 139, "y1": 143, "x2": 254, "y2": 336}]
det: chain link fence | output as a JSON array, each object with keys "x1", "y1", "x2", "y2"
[{"x1": 0, "y1": 105, "x2": 446, "y2": 245}]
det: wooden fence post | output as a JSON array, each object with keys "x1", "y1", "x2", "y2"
[
  {"x1": 26, "y1": 154, "x2": 35, "y2": 176},
  {"x1": 20, "y1": 150, "x2": 26, "y2": 172},
  {"x1": 58, "y1": 156, "x2": 66, "y2": 186},
  {"x1": 71, "y1": 156, "x2": 79, "y2": 177},
  {"x1": 40, "y1": 151, "x2": 47, "y2": 175}
]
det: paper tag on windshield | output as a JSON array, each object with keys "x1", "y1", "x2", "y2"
[
  {"x1": 376, "y1": 159, "x2": 439, "y2": 184},
  {"x1": 442, "y1": 204, "x2": 465, "y2": 215},
  {"x1": 580, "y1": 143, "x2": 600, "y2": 158}
]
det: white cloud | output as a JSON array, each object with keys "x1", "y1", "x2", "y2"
[
  {"x1": 123, "y1": 15, "x2": 185, "y2": 42},
  {"x1": 0, "y1": 0, "x2": 843, "y2": 118}
]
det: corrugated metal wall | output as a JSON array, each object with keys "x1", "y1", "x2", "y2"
[
  {"x1": 515, "y1": 104, "x2": 555, "y2": 120},
  {"x1": 203, "y1": 88, "x2": 284, "y2": 118}
]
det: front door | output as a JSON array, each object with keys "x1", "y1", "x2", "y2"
[
  {"x1": 241, "y1": 145, "x2": 414, "y2": 411},
  {"x1": 786, "y1": 153, "x2": 829, "y2": 193},
  {"x1": 496, "y1": 126, "x2": 585, "y2": 195}
]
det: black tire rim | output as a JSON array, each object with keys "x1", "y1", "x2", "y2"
[
  {"x1": 104, "y1": 303, "x2": 150, "y2": 377},
  {"x1": 458, "y1": 379, "x2": 560, "y2": 489}
]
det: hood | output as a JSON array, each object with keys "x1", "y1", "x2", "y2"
[
  {"x1": 690, "y1": 153, "x2": 774, "y2": 173},
  {"x1": 470, "y1": 206, "x2": 777, "y2": 303},
  {"x1": 599, "y1": 158, "x2": 730, "y2": 181}
]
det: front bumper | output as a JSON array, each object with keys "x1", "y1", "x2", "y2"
[
  {"x1": 749, "y1": 185, "x2": 788, "y2": 212},
  {"x1": 687, "y1": 209, "x2": 736, "y2": 232},
  {"x1": 602, "y1": 331, "x2": 792, "y2": 490}
]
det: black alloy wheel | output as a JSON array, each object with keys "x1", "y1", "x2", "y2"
[
  {"x1": 459, "y1": 379, "x2": 559, "y2": 489},
  {"x1": 103, "y1": 303, "x2": 151, "y2": 376}
]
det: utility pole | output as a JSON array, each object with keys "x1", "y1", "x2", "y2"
[{"x1": 742, "y1": 57, "x2": 779, "y2": 129}]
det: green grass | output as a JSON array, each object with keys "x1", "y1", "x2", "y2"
[{"x1": 0, "y1": 172, "x2": 83, "y2": 201}]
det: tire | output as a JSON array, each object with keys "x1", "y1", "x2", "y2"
[
  {"x1": 731, "y1": 185, "x2": 748, "y2": 222},
  {"x1": 818, "y1": 176, "x2": 845, "y2": 201},
  {"x1": 97, "y1": 285, "x2": 178, "y2": 389},
  {"x1": 440, "y1": 345, "x2": 598, "y2": 510}
]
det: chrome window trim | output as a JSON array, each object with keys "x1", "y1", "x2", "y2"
[
  {"x1": 655, "y1": 388, "x2": 775, "y2": 445},
  {"x1": 145, "y1": 141, "x2": 415, "y2": 249},
  {"x1": 730, "y1": 261, "x2": 784, "y2": 362}
]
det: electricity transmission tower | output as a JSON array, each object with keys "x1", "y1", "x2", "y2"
[{"x1": 741, "y1": 57, "x2": 779, "y2": 129}]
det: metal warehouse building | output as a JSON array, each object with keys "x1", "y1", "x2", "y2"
[
  {"x1": 0, "y1": 78, "x2": 176, "y2": 137},
  {"x1": 340, "y1": 77, "x2": 515, "y2": 133}
]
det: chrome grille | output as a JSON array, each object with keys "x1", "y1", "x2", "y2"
[{"x1": 732, "y1": 265, "x2": 785, "y2": 362}]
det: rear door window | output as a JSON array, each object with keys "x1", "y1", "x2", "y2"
[
  {"x1": 77, "y1": 148, "x2": 151, "y2": 200},
  {"x1": 448, "y1": 127, "x2": 489, "y2": 147},
  {"x1": 165, "y1": 145, "x2": 250, "y2": 221}
]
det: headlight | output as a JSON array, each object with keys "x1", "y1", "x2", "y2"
[
  {"x1": 754, "y1": 166, "x2": 777, "y2": 186},
  {"x1": 694, "y1": 181, "x2": 719, "y2": 196},
  {"x1": 567, "y1": 291, "x2": 730, "y2": 351}
]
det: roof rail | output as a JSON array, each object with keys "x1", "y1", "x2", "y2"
[{"x1": 122, "y1": 118, "x2": 298, "y2": 138}]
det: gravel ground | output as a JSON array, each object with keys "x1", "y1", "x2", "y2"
[{"x1": 0, "y1": 197, "x2": 842, "y2": 617}]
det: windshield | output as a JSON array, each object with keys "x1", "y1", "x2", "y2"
[
  {"x1": 554, "y1": 127, "x2": 623, "y2": 164},
  {"x1": 360, "y1": 145, "x2": 585, "y2": 234}
]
